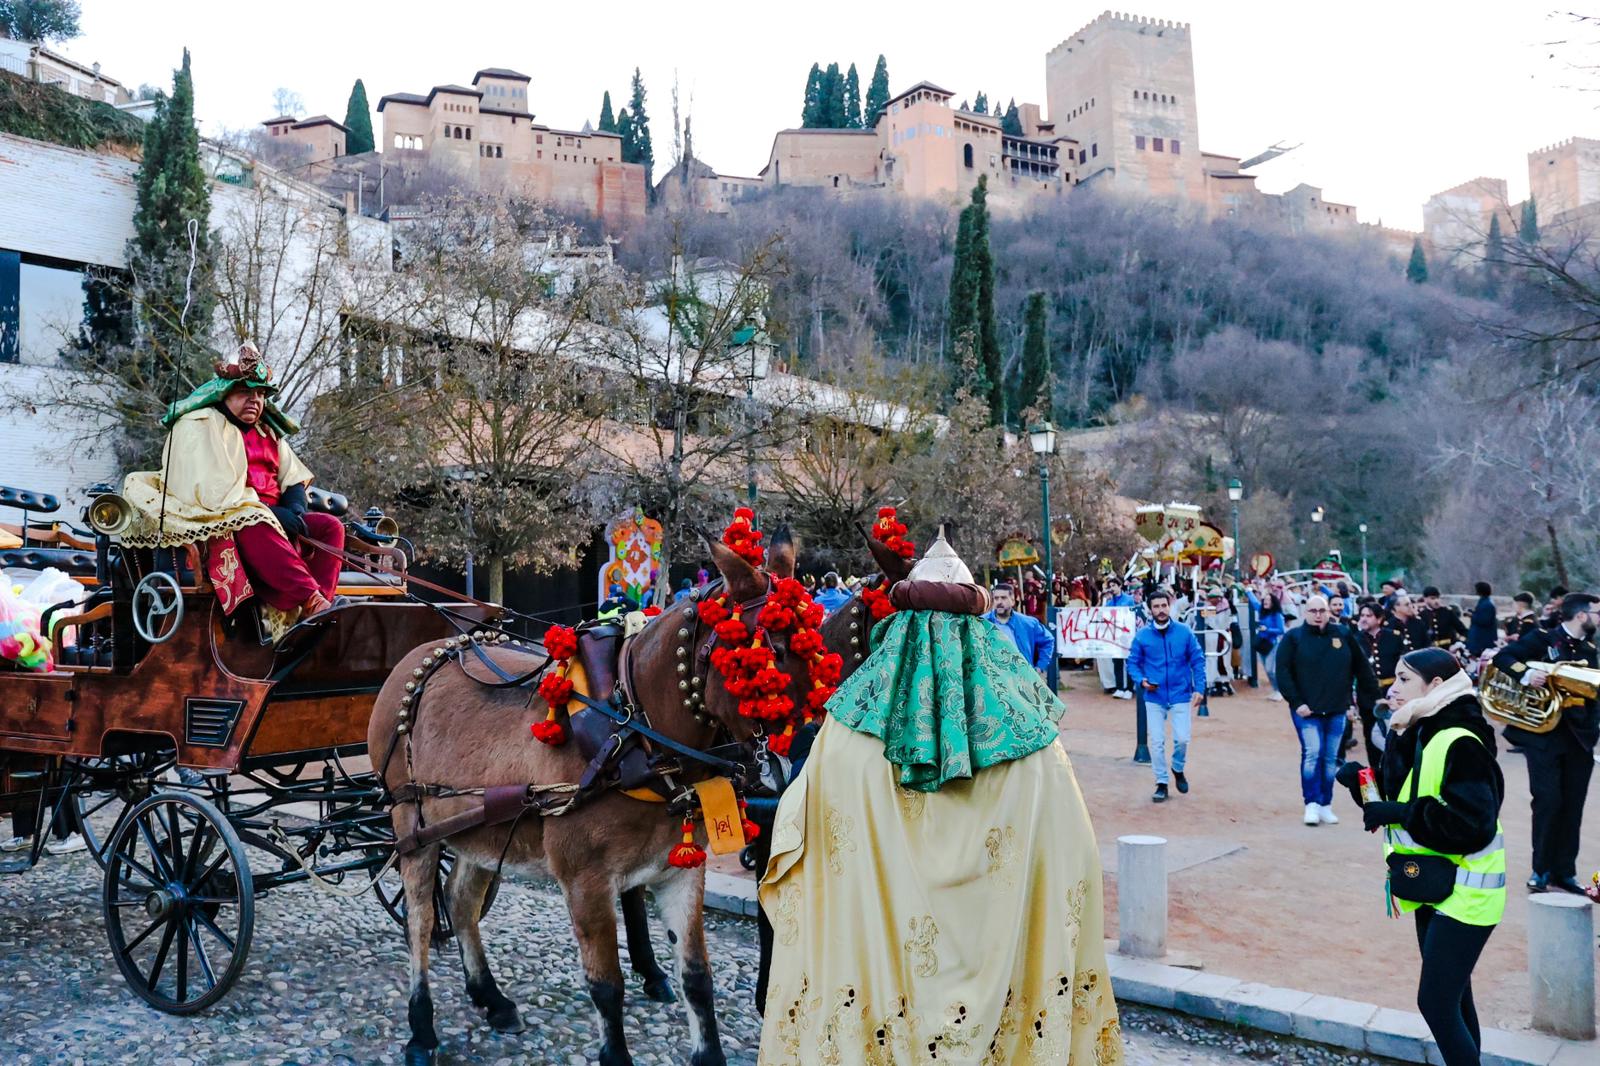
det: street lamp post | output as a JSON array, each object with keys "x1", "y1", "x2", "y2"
[
  {"x1": 1028, "y1": 422, "x2": 1059, "y2": 694},
  {"x1": 1358, "y1": 522, "x2": 1369, "y2": 593},
  {"x1": 1227, "y1": 478, "x2": 1244, "y2": 580}
]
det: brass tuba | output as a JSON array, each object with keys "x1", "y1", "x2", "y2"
[{"x1": 1479, "y1": 661, "x2": 1600, "y2": 734}]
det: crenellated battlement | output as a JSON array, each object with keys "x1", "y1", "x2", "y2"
[
  {"x1": 1527, "y1": 136, "x2": 1600, "y2": 158},
  {"x1": 1048, "y1": 9, "x2": 1192, "y2": 57}
]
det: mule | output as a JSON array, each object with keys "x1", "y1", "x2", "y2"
[{"x1": 370, "y1": 535, "x2": 813, "y2": 1066}]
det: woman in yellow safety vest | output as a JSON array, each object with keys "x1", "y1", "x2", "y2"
[{"x1": 1338, "y1": 647, "x2": 1505, "y2": 1066}]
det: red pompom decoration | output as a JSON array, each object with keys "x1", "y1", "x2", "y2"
[
  {"x1": 530, "y1": 714, "x2": 568, "y2": 746},
  {"x1": 538, "y1": 672, "x2": 575, "y2": 707},
  {"x1": 543, "y1": 625, "x2": 578, "y2": 662},
  {"x1": 642, "y1": 605, "x2": 662, "y2": 617},
  {"x1": 871, "y1": 506, "x2": 917, "y2": 560},
  {"x1": 697, "y1": 596, "x2": 731, "y2": 627},
  {"x1": 861, "y1": 585, "x2": 896, "y2": 621},
  {"x1": 667, "y1": 820, "x2": 707, "y2": 869},
  {"x1": 790, "y1": 629, "x2": 824, "y2": 656},
  {"x1": 767, "y1": 724, "x2": 795, "y2": 758},
  {"x1": 739, "y1": 799, "x2": 760, "y2": 843},
  {"x1": 715, "y1": 618, "x2": 751, "y2": 645}
]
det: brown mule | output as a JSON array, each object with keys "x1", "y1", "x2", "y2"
[{"x1": 370, "y1": 535, "x2": 811, "y2": 1066}]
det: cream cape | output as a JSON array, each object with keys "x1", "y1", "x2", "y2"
[
  {"x1": 758, "y1": 717, "x2": 1123, "y2": 1065},
  {"x1": 121, "y1": 407, "x2": 313, "y2": 548}
]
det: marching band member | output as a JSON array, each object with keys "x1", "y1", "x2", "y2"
[
  {"x1": 1421, "y1": 587, "x2": 1468, "y2": 650},
  {"x1": 1491, "y1": 592, "x2": 1600, "y2": 895}
]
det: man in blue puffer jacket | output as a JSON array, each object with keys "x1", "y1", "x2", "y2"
[{"x1": 1126, "y1": 587, "x2": 1207, "y2": 803}]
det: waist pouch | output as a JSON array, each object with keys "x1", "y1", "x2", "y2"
[{"x1": 1387, "y1": 852, "x2": 1456, "y2": 904}]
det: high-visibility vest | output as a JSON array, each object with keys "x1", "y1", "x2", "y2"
[{"x1": 1383, "y1": 725, "x2": 1506, "y2": 926}]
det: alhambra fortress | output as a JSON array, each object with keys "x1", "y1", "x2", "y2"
[{"x1": 258, "y1": 9, "x2": 1597, "y2": 263}]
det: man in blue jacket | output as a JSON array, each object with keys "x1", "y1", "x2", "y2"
[
  {"x1": 1126, "y1": 587, "x2": 1207, "y2": 802},
  {"x1": 984, "y1": 584, "x2": 1055, "y2": 676}
]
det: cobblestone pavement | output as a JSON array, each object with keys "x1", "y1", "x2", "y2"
[{"x1": 0, "y1": 842, "x2": 1398, "y2": 1065}]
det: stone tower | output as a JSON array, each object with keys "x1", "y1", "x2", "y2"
[{"x1": 1045, "y1": 10, "x2": 1205, "y2": 201}]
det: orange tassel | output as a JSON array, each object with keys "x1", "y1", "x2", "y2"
[{"x1": 667, "y1": 819, "x2": 706, "y2": 868}]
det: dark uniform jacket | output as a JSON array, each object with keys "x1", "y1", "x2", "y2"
[
  {"x1": 1277, "y1": 622, "x2": 1380, "y2": 717},
  {"x1": 1375, "y1": 616, "x2": 1415, "y2": 686},
  {"x1": 1491, "y1": 624, "x2": 1600, "y2": 750},
  {"x1": 1422, "y1": 604, "x2": 1467, "y2": 648},
  {"x1": 1505, "y1": 612, "x2": 1539, "y2": 641},
  {"x1": 1378, "y1": 695, "x2": 1504, "y2": 855},
  {"x1": 1354, "y1": 627, "x2": 1384, "y2": 685}
]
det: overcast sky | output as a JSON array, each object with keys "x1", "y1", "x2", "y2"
[{"x1": 60, "y1": 1, "x2": 1600, "y2": 230}]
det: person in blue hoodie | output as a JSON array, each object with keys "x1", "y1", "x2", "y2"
[{"x1": 1126, "y1": 587, "x2": 1208, "y2": 802}]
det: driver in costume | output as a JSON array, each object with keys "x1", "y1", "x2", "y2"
[
  {"x1": 120, "y1": 344, "x2": 344, "y2": 625},
  {"x1": 758, "y1": 533, "x2": 1121, "y2": 1064}
]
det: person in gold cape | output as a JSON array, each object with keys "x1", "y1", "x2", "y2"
[
  {"x1": 121, "y1": 343, "x2": 344, "y2": 625},
  {"x1": 758, "y1": 534, "x2": 1122, "y2": 1065}
]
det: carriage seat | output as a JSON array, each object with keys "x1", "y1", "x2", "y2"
[
  {"x1": 0, "y1": 485, "x2": 60, "y2": 515},
  {"x1": 0, "y1": 546, "x2": 96, "y2": 578}
]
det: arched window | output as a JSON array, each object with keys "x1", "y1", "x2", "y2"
[
  {"x1": 963, "y1": 143, "x2": 974, "y2": 168},
  {"x1": 465, "y1": 128, "x2": 471, "y2": 140}
]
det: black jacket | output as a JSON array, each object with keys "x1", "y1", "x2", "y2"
[
  {"x1": 1379, "y1": 694, "x2": 1503, "y2": 856},
  {"x1": 1277, "y1": 622, "x2": 1380, "y2": 716},
  {"x1": 1375, "y1": 620, "x2": 1411, "y2": 685},
  {"x1": 1423, "y1": 604, "x2": 1467, "y2": 648},
  {"x1": 1491, "y1": 624, "x2": 1600, "y2": 750}
]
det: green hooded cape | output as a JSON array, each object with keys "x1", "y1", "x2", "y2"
[{"x1": 825, "y1": 609, "x2": 1066, "y2": 792}]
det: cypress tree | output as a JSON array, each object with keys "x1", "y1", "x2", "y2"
[
  {"x1": 801, "y1": 63, "x2": 823, "y2": 126},
  {"x1": 843, "y1": 62, "x2": 863, "y2": 129},
  {"x1": 864, "y1": 55, "x2": 891, "y2": 128},
  {"x1": 1016, "y1": 291, "x2": 1050, "y2": 420},
  {"x1": 626, "y1": 68, "x2": 655, "y2": 190},
  {"x1": 821, "y1": 62, "x2": 844, "y2": 127},
  {"x1": 969, "y1": 176, "x2": 1003, "y2": 423},
  {"x1": 1484, "y1": 213, "x2": 1504, "y2": 263},
  {"x1": 342, "y1": 78, "x2": 374, "y2": 155},
  {"x1": 973, "y1": 91, "x2": 988, "y2": 115},
  {"x1": 1520, "y1": 195, "x2": 1539, "y2": 245},
  {"x1": 133, "y1": 48, "x2": 214, "y2": 375},
  {"x1": 599, "y1": 90, "x2": 616, "y2": 133},
  {"x1": 1406, "y1": 238, "x2": 1428, "y2": 284},
  {"x1": 1001, "y1": 98, "x2": 1022, "y2": 136},
  {"x1": 947, "y1": 205, "x2": 977, "y2": 360},
  {"x1": 615, "y1": 107, "x2": 634, "y2": 164}
]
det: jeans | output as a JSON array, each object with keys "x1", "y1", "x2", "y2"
[
  {"x1": 1415, "y1": 908, "x2": 1494, "y2": 1065},
  {"x1": 1146, "y1": 701, "x2": 1191, "y2": 784},
  {"x1": 1263, "y1": 644, "x2": 1278, "y2": 689},
  {"x1": 1293, "y1": 711, "x2": 1344, "y2": 805}
]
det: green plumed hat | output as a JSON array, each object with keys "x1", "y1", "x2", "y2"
[{"x1": 161, "y1": 343, "x2": 300, "y2": 436}]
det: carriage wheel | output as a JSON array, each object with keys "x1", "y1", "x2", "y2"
[
  {"x1": 372, "y1": 849, "x2": 498, "y2": 947},
  {"x1": 72, "y1": 752, "x2": 170, "y2": 871},
  {"x1": 102, "y1": 791, "x2": 254, "y2": 1013}
]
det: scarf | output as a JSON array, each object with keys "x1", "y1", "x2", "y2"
[{"x1": 1388, "y1": 670, "x2": 1475, "y2": 734}]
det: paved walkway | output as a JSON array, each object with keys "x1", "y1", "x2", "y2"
[
  {"x1": 1055, "y1": 672, "x2": 1599, "y2": 1034},
  {"x1": 0, "y1": 844, "x2": 1394, "y2": 1064}
]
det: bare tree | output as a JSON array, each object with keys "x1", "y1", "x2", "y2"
[
  {"x1": 270, "y1": 87, "x2": 304, "y2": 118},
  {"x1": 593, "y1": 223, "x2": 801, "y2": 586},
  {"x1": 315, "y1": 191, "x2": 619, "y2": 603}
]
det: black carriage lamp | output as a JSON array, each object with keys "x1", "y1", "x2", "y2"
[{"x1": 1227, "y1": 478, "x2": 1243, "y2": 580}]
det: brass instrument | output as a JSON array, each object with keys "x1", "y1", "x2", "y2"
[
  {"x1": 86, "y1": 493, "x2": 134, "y2": 537},
  {"x1": 1480, "y1": 661, "x2": 1600, "y2": 734}
]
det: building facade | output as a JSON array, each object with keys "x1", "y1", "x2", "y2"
[
  {"x1": 373, "y1": 68, "x2": 646, "y2": 225},
  {"x1": 1046, "y1": 11, "x2": 1205, "y2": 200},
  {"x1": 1422, "y1": 177, "x2": 1512, "y2": 267},
  {"x1": 1527, "y1": 137, "x2": 1600, "y2": 223}
]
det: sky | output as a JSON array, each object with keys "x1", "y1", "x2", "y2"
[{"x1": 57, "y1": 0, "x2": 1600, "y2": 231}]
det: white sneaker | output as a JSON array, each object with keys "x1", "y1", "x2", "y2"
[
  {"x1": 0, "y1": 835, "x2": 30, "y2": 853},
  {"x1": 45, "y1": 832, "x2": 87, "y2": 856},
  {"x1": 1269, "y1": 690, "x2": 1285, "y2": 702},
  {"x1": 1318, "y1": 805, "x2": 1340, "y2": 825},
  {"x1": 1303, "y1": 803, "x2": 1321, "y2": 826},
  {"x1": 1113, "y1": 690, "x2": 1133, "y2": 701}
]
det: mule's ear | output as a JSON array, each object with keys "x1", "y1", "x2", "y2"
[
  {"x1": 860, "y1": 523, "x2": 914, "y2": 585},
  {"x1": 706, "y1": 536, "x2": 766, "y2": 603},
  {"x1": 767, "y1": 526, "x2": 797, "y2": 580}
]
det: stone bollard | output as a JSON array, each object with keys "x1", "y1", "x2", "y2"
[
  {"x1": 1528, "y1": 893, "x2": 1596, "y2": 1040},
  {"x1": 1118, "y1": 834, "x2": 1168, "y2": 958}
]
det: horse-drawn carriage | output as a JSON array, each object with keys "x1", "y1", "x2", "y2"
[{"x1": 0, "y1": 482, "x2": 495, "y2": 1012}]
